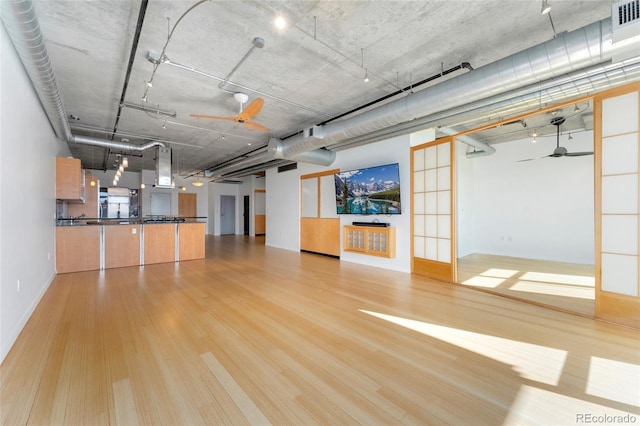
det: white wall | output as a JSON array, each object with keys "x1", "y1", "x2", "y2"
[
  {"x1": 1, "y1": 23, "x2": 70, "y2": 363},
  {"x1": 457, "y1": 130, "x2": 595, "y2": 264},
  {"x1": 266, "y1": 135, "x2": 412, "y2": 272}
]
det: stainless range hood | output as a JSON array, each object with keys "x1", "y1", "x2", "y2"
[{"x1": 156, "y1": 147, "x2": 172, "y2": 188}]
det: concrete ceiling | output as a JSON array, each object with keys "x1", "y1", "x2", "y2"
[{"x1": 25, "y1": 1, "x2": 618, "y2": 178}]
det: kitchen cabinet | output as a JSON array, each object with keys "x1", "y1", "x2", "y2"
[
  {"x1": 68, "y1": 172, "x2": 98, "y2": 217},
  {"x1": 56, "y1": 226, "x2": 101, "y2": 273},
  {"x1": 104, "y1": 224, "x2": 140, "y2": 268},
  {"x1": 143, "y1": 224, "x2": 176, "y2": 264},
  {"x1": 179, "y1": 223, "x2": 205, "y2": 261},
  {"x1": 56, "y1": 157, "x2": 84, "y2": 201}
]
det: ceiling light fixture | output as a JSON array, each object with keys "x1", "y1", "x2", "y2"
[
  {"x1": 532, "y1": 129, "x2": 538, "y2": 143},
  {"x1": 541, "y1": 0, "x2": 551, "y2": 15},
  {"x1": 192, "y1": 177, "x2": 204, "y2": 187},
  {"x1": 360, "y1": 48, "x2": 371, "y2": 83},
  {"x1": 274, "y1": 15, "x2": 286, "y2": 30},
  {"x1": 146, "y1": 80, "x2": 153, "y2": 88},
  {"x1": 162, "y1": 121, "x2": 167, "y2": 130},
  {"x1": 140, "y1": 183, "x2": 146, "y2": 189}
]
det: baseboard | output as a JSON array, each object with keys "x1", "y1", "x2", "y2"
[{"x1": 0, "y1": 271, "x2": 55, "y2": 364}]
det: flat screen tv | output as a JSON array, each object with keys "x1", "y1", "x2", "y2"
[{"x1": 335, "y1": 163, "x2": 402, "y2": 215}]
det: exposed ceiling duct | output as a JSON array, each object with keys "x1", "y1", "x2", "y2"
[
  {"x1": 267, "y1": 17, "x2": 640, "y2": 163},
  {"x1": 0, "y1": 0, "x2": 166, "y2": 154}
]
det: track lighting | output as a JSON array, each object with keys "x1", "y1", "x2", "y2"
[
  {"x1": 141, "y1": 95, "x2": 147, "y2": 102},
  {"x1": 122, "y1": 157, "x2": 128, "y2": 168},
  {"x1": 541, "y1": 0, "x2": 551, "y2": 15},
  {"x1": 162, "y1": 121, "x2": 167, "y2": 130},
  {"x1": 532, "y1": 129, "x2": 538, "y2": 143},
  {"x1": 146, "y1": 80, "x2": 153, "y2": 88}
]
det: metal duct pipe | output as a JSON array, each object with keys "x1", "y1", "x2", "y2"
[
  {"x1": 268, "y1": 137, "x2": 336, "y2": 165},
  {"x1": 206, "y1": 153, "x2": 270, "y2": 178},
  {"x1": 1, "y1": 0, "x2": 164, "y2": 155},
  {"x1": 71, "y1": 135, "x2": 166, "y2": 151},
  {"x1": 328, "y1": 59, "x2": 640, "y2": 154},
  {"x1": 270, "y1": 18, "x2": 632, "y2": 161},
  {"x1": 0, "y1": 0, "x2": 71, "y2": 141},
  {"x1": 438, "y1": 126, "x2": 496, "y2": 158}
]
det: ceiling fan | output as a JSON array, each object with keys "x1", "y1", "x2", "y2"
[
  {"x1": 191, "y1": 92, "x2": 269, "y2": 132},
  {"x1": 518, "y1": 116, "x2": 593, "y2": 162}
]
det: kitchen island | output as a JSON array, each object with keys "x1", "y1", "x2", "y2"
[{"x1": 56, "y1": 217, "x2": 206, "y2": 273}]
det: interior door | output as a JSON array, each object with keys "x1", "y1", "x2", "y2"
[
  {"x1": 179, "y1": 193, "x2": 197, "y2": 220},
  {"x1": 220, "y1": 195, "x2": 236, "y2": 235}
]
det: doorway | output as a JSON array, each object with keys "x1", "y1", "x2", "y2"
[
  {"x1": 221, "y1": 195, "x2": 236, "y2": 235},
  {"x1": 243, "y1": 195, "x2": 250, "y2": 235},
  {"x1": 455, "y1": 102, "x2": 595, "y2": 316}
]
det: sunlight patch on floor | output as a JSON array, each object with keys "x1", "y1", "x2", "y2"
[
  {"x1": 359, "y1": 310, "x2": 567, "y2": 386},
  {"x1": 519, "y1": 271, "x2": 595, "y2": 287},
  {"x1": 510, "y1": 281, "x2": 595, "y2": 299},
  {"x1": 587, "y1": 357, "x2": 640, "y2": 407},
  {"x1": 504, "y1": 385, "x2": 637, "y2": 425},
  {"x1": 461, "y1": 268, "x2": 519, "y2": 288}
]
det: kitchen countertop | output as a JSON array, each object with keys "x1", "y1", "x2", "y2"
[{"x1": 56, "y1": 217, "x2": 206, "y2": 226}]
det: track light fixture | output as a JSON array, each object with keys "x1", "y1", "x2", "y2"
[
  {"x1": 541, "y1": 0, "x2": 551, "y2": 15},
  {"x1": 532, "y1": 129, "x2": 538, "y2": 143},
  {"x1": 146, "y1": 80, "x2": 153, "y2": 88}
]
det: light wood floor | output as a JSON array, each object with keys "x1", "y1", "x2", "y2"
[
  {"x1": 2, "y1": 236, "x2": 638, "y2": 425},
  {"x1": 457, "y1": 253, "x2": 595, "y2": 317}
]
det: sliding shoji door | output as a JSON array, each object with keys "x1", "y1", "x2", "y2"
[
  {"x1": 300, "y1": 169, "x2": 341, "y2": 256},
  {"x1": 595, "y1": 83, "x2": 640, "y2": 329},
  {"x1": 412, "y1": 139, "x2": 456, "y2": 282}
]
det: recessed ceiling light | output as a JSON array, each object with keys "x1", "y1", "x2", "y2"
[{"x1": 274, "y1": 15, "x2": 286, "y2": 30}]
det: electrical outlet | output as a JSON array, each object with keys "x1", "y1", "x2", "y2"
[{"x1": 17, "y1": 279, "x2": 21, "y2": 292}]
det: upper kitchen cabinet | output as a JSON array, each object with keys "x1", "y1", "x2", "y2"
[{"x1": 56, "y1": 157, "x2": 84, "y2": 202}]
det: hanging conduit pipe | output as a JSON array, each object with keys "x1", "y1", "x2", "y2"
[
  {"x1": 0, "y1": 0, "x2": 166, "y2": 152},
  {"x1": 437, "y1": 126, "x2": 495, "y2": 158},
  {"x1": 268, "y1": 17, "x2": 638, "y2": 163}
]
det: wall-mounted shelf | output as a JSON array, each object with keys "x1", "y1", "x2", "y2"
[{"x1": 344, "y1": 225, "x2": 396, "y2": 258}]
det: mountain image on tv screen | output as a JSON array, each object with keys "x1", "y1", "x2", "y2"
[{"x1": 334, "y1": 163, "x2": 401, "y2": 215}]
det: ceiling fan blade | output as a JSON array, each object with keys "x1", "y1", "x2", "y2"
[
  {"x1": 244, "y1": 120, "x2": 269, "y2": 132},
  {"x1": 191, "y1": 114, "x2": 239, "y2": 122},
  {"x1": 239, "y1": 98, "x2": 264, "y2": 121},
  {"x1": 517, "y1": 155, "x2": 552, "y2": 162},
  {"x1": 564, "y1": 151, "x2": 594, "y2": 157}
]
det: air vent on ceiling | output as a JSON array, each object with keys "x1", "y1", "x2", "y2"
[
  {"x1": 612, "y1": 0, "x2": 640, "y2": 42},
  {"x1": 278, "y1": 163, "x2": 297, "y2": 173}
]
